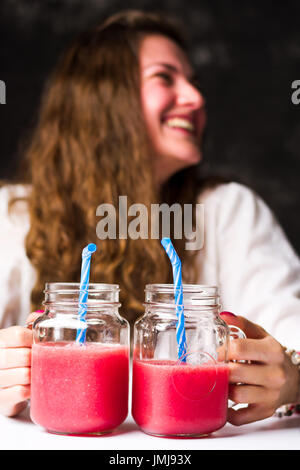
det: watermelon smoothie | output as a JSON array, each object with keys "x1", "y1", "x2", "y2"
[
  {"x1": 30, "y1": 342, "x2": 129, "y2": 435},
  {"x1": 132, "y1": 358, "x2": 229, "y2": 436}
]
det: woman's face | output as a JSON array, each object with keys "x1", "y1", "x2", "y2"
[{"x1": 139, "y1": 34, "x2": 206, "y2": 186}]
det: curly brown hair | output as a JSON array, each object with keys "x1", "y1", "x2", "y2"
[{"x1": 13, "y1": 10, "x2": 208, "y2": 325}]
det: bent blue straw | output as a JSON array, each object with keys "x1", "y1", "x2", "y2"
[
  {"x1": 161, "y1": 237, "x2": 187, "y2": 362},
  {"x1": 76, "y1": 243, "x2": 97, "y2": 344}
]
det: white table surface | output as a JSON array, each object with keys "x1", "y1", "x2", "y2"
[{"x1": 1, "y1": 406, "x2": 299, "y2": 450}]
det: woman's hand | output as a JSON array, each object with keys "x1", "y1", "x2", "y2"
[
  {"x1": 0, "y1": 311, "x2": 43, "y2": 417},
  {"x1": 0, "y1": 326, "x2": 32, "y2": 416},
  {"x1": 220, "y1": 312, "x2": 300, "y2": 426}
]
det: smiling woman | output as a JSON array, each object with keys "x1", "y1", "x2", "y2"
[
  {"x1": 0, "y1": 9, "x2": 299, "y2": 424},
  {"x1": 8, "y1": 11, "x2": 205, "y2": 321},
  {"x1": 140, "y1": 34, "x2": 206, "y2": 186}
]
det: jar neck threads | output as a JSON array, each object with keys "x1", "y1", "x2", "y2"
[
  {"x1": 144, "y1": 284, "x2": 220, "y2": 313},
  {"x1": 43, "y1": 283, "x2": 121, "y2": 311}
]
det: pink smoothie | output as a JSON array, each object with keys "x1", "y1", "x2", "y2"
[
  {"x1": 132, "y1": 359, "x2": 229, "y2": 436},
  {"x1": 31, "y1": 342, "x2": 129, "y2": 435}
]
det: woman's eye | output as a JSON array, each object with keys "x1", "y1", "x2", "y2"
[{"x1": 155, "y1": 72, "x2": 173, "y2": 84}]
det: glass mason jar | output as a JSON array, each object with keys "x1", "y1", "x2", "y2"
[
  {"x1": 30, "y1": 283, "x2": 129, "y2": 436},
  {"x1": 132, "y1": 284, "x2": 243, "y2": 437}
]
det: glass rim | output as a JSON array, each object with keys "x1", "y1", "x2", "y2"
[
  {"x1": 145, "y1": 284, "x2": 218, "y2": 294},
  {"x1": 44, "y1": 282, "x2": 120, "y2": 293}
]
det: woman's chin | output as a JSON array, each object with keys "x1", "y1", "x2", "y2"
[{"x1": 174, "y1": 150, "x2": 203, "y2": 168}]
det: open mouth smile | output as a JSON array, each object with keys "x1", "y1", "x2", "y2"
[{"x1": 162, "y1": 115, "x2": 197, "y2": 137}]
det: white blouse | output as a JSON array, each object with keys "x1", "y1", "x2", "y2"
[{"x1": 0, "y1": 182, "x2": 299, "y2": 349}]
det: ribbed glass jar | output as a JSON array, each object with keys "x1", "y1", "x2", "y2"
[
  {"x1": 132, "y1": 284, "x2": 230, "y2": 437},
  {"x1": 30, "y1": 283, "x2": 129, "y2": 436}
]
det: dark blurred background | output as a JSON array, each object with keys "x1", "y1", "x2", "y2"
[{"x1": 0, "y1": 0, "x2": 299, "y2": 253}]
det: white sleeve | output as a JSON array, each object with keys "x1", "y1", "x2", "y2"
[
  {"x1": 0, "y1": 185, "x2": 34, "y2": 328},
  {"x1": 216, "y1": 182, "x2": 300, "y2": 349}
]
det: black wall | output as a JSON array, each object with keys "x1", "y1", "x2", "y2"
[{"x1": 1, "y1": 1, "x2": 300, "y2": 254}]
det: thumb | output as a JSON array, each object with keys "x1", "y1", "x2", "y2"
[{"x1": 220, "y1": 312, "x2": 268, "y2": 340}]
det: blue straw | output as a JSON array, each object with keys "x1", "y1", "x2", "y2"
[
  {"x1": 161, "y1": 237, "x2": 187, "y2": 362},
  {"x1": 76, "y1": 243, "x2": 97, "y2": 344}
]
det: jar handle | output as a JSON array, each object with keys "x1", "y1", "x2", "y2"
[
  {"x1": 228, "y1": 325, "x2": 248, "y2": 410},
  {"x1": 228, "y1": 325, "x2": 248, "y2": 365},
  {"x1": 228, "y1": 325, "x2": 246, "y2": 340}
]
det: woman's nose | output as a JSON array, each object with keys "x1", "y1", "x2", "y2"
[{"x1": 177, "y1": 80, "x2": 205, "y2": 110}]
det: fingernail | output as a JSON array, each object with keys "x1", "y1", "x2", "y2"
[{"x1": 220, "y1": 311, "x2": 236, "y2": 317}]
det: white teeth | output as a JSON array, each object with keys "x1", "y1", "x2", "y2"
[{"x1": 164, "y1": 117, "x2": 195, "y2": 132}]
